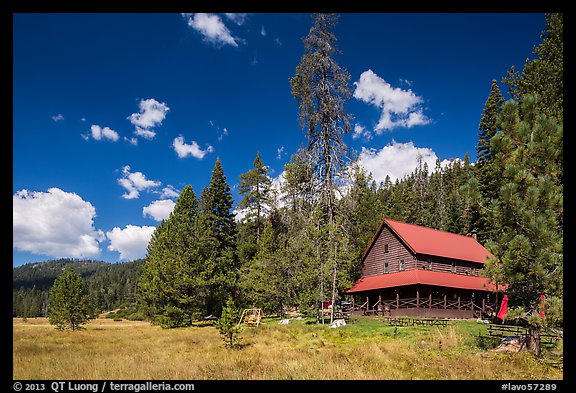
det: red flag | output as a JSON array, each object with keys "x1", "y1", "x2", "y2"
[
  {"x1": 497, "y1": 294, "x2": 508, "y2": 321},
  {"x1": 539, "y1": 294, "x2": 546, "y2": 318}
]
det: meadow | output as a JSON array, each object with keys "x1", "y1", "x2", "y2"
[{"x1": 13, "y1": 316, "x2": 563, "y2": 380}]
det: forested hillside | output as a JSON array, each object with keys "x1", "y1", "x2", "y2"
[{"x1": 13, "y1": 259, "x2": 144, "y2": 317}]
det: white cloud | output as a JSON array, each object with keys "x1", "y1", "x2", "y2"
[
  {"x1": 51, "y1": 114, "x2": 64, "y2": 122},
  {"x1": 352, "y1": 123, "x2": 372, "y2": 141},
  {"x1": 172, "y1": 135, "x2": 214, "y2": 159},
  {"x1": 86, "y1": 124, "x2": 120, "y2": 142},
  {"x1": 106, "y1": 225, "x2": 156, "y2": 261},
  {"x1": 183, "y1": 13, "x2": 239, "y2": 48},
  {"x1": 274, "y1": 37, "x2": 282, "y2": 46},
  {"x1": 128, "y1": 98, "x2": 170, "y2": 140},
  {"x1": 117, "y1": 165, "x2": 161, "y2": 199},
  {"x1": 124, "y1": 136, "x2": 138, "y2": 146},
  {"x1": 13, "y1": 188, "x2": 104, "y2": 258},
  {"x1": 143, "y1": 199, "x2": 176, "y2": 222},
  {"x1": 358, "y1": 141, "x2": 438, "y2": 183},
  {"x1": 160, "y1": 185, "x2": 180, "y2": 199},
  {"x1": 224, "y1": 13, "x2": 248, "y2": 25},
  {"x1": 261, "y1": 25, "x2": 267, "y2": 36},
  {"x1": 354, "y1": 69, "x2": 431, "y2": 133}
]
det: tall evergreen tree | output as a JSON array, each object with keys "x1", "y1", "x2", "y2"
[
  {"x1": 48, "y1": 269, "x2": 93, "y2": 331},
  {"x1": 238, "y1": 152, "x2": 273, "y2": 248},
  {"x1": 138, "y1": 185, "x2": 203, "y2": 327},
  {"x1": 483, "y1": 95, "x2": 562, "y2": 356},
  {"x1": 473, "y1": 79, "x2": 505, "y2": 241},
  {"x1": 290, "y1": 13, "x2": 354, "y2": 322},
  {"x1": 290, "y1": 13, "x2": 353, "y2": 223},
  {"x1": 198, "y1": 158, "x2": 239, "y2": 316}
]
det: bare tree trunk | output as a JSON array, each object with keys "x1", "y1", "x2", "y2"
[{"x1": 527, "y1": 325, "x2": 541, "y2": 357}]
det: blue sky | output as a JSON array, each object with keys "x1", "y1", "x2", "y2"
[{"x1": 12, "y1": 13, "x2": 546, "y2": 267}]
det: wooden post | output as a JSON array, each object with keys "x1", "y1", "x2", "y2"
[
  {"x1": 482, "y1": 298, "x2": 485, "y2": 314},
  {"x1": 429, "y1": 292, "x2": 432, "y2": 309},
  {"x1": 458, "y1": 296, "x2": 461, "y2": 310},
  {"x1": 444, "y1": 292, "x2": 447, "y2": 309},
  {"x1": 396, "y1": 291, "x2": 399, "y2": 309},
  {"x1": 378, "y1": 292, "x2": 382, "y2": 316},
  {"x1": 416, "y1": 286, "x2": 420, "y2": 309}
]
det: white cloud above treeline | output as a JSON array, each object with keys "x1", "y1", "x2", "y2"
[
  {"x1": 117, "y1": 165, "x2": 161, "y2": 199},
  {"x1": 128, "y1": 98, "x2": 170, "y2": 140},
  {"x1": 13, "y1": 188, "x2": 104, "y2": 258},
  {"x1": 143, "y1": 199, "x2": 176, "y2": 222},
  {"x1": 106, "y1": 225, "x2": 156, "y2": 261},
  {"x1": 182, "y1": 13, "x2": 240, "y2": 48},
  {"x1": 358, "y1": 141, "x2": 437, "y2": 184},
  {"x1": 354, "y1": 69, "x2": 431, "y2": 134},
  {"x1": 172, "y1": 135, "x2": 214, "y2": 159}
]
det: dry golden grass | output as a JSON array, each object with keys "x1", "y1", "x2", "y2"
[{"x1": 12, "y1": 317, "x2": 563, "y2": 380}]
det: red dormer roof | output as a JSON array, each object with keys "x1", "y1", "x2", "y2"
[{"x1": 363, "y1": 218, "x2": 494, "y2": 264}]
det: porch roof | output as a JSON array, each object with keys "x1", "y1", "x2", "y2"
[{"x1": 346, "y1": 269, "x2": 506, "y2": 293}]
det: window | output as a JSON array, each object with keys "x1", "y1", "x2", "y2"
[
  {"x1": 384, "y1": 244, "x2": 389, "y2": 253},
  {"x1": 384, "y1": 262, "x2": 389, "y2": 273},
  {"x1": 399, "y1": 259, "x2": 405, "y2": 271},
  {"x1": 451, "y1": 261, "x2": 456, "y2": 273},
  {"x1": 427, "y1": 259, "x2": 433, "y2": 270}
]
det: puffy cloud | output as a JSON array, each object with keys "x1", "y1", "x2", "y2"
[
  {"x1": 160, "y1": 185, "x2": 180, "y2": 199},
  {"x1": 85, "y1": 124, "x2": 120, "y2": 142},
  {"x1": 354, "y1": 69, "x2": 431, "y2": 133},
  {"x1": 182, "y1": 13, "x2": 239, "y2": 48},
  {"x1": 117, "y1": 165, "x2": 161, "y2": 199},
  {"x1": 106, "y1": 225, "x2": 156, "y2": 261},
  {"x1": 51, "y1": 114, "x2": 64, "y2": 122},
  {"x1": 143, "y1": 199, "x2": 176, "y2": 222},
  {"x1": 172, "y1": 135, "x2": 214, "y2": 159},
  {"x1": 128, "y1": 98, "x2": 170, "y2": 140},
  {"x1": 13, "y1": 188, "x2": 104, "y2": 258},
  {"x1": 358, "y1": 141, "x2": 438, "y2": 183}
]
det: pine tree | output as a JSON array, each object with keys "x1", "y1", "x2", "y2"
[
  {"x1": 138, "y1": 185, "x2": 203, "y2": 327},
  {"x1": 290, "y1": 13, "x2": 353, "y2": 323},
  {"x1": 483, "y1": 95, "x2": 562, "y2": 355},
  {"x1": 290, "y1": 13, "x2": 353, "y2": 223},
  {"x1": 198, "y1": 158, "x2": 239, "y2": 316},
  {"x1": 48, "y1": 269, "x2": 94, "y2": 331},
  {"x1": 215, "y1": 297, "x2": 242, "y2": 349},
  {"x1": 237, "y1": 152, "x2": 273, "y2": 262}
]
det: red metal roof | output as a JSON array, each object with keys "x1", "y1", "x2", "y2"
[
  {"x1": 365, "y1": 218, "x2": 494, "y2": 264},
  {"x1": 347, "y1": 269, "x2": 505, "y2": 293}
]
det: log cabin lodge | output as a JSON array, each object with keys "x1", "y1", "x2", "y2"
[{"x1": 346, "y1": 218, "x2": 506, "y2": 319}]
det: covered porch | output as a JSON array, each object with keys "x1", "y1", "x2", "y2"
[
  {"x1": 346, "y1": 269, "x2": 504, "y2": 319},
  {"x1": 348, "y1": 284, "x2": 497, "y2": 319}
]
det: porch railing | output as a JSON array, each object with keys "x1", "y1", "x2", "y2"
[{"x1": 352, "y1": 297, "x2": 496, "y2": 318}]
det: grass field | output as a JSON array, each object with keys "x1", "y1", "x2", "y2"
[{"x1": 13, "y1": 316, "x2": 563, "y2": 380}]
